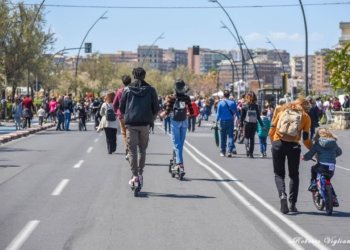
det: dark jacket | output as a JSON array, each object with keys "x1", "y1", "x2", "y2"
[
  {"x1": 307, "y1": 104, "x2": 319, "y2": 128},
  {"x1": 55, "y1": 103, "x2": 64, "y2": 115},
  {"x1": 76, "y1": 103, "x2": 86, "y2": 117},
  {"x1": 63, "y1": 97, "x2": 73, "y2": 112},
  {"x1": 304, "y1": 138, "x2": 342, "y2": 164},
  {"x1": 240, "y1": 103, "x2": 263, "y2": 127},
  {"x1": 120, "y1": 79, "x2": 159, "y2": 126}
]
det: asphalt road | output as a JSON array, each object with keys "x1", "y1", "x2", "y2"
[{"x1": 0, "y1": 117, "x2": 349, "y2": 250}]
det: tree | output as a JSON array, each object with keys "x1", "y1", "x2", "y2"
[
  {"x1": 326, "y1": 43, "x2": 350, "y2": 93},
  {"x1": 1, "y1": 0, "x2": 55, "y2": 99}
]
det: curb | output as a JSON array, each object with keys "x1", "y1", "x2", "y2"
[{"x1": 0, "y1": 123, "x2": 56, "y2": 145}]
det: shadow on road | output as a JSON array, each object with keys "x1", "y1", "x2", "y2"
[
  {"x1": 138, "y1": 192, "x2": 216, "y2": 199},
  {"x1": 145, "y1": 163, "x2": 169, "y2": 167},
  {"x1": 0, "y1": 148, "x2": 44, "y2": 152},
  {"x1": 288, "y1": 211, "x2": 350, "y2": 217},
  {"x1": 147, "y1": 153, "x2": 172, "y2": 156},
  {"x1": 0, "y1": 165, "x2": 21, "y2": 168}
]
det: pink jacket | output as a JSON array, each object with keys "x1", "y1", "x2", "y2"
[
  {"x1": 113, "y1": 88, "x2": 124, "y2": 119},
  {"x1": 49, "y1": 101, "x2": 57, "y2": 113}
]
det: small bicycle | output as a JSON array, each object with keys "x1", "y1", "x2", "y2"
[{"x1": 305, "y1": 159, "x2": 336, "y2": 216}]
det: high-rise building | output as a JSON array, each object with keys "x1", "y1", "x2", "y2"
[
  {"x1": 338, "y1": 22, "x2": 350, "y2": 49},
  {"x1": 312, "y1": 49, "x2": 331, "y2": 93},
  {"x1": 200, "y1": 50, "x2": 229, "y2": 74},
  {"x1": 267, "y1": 49, "x2": 291, "y2": 75},
  {"x1": 231, "y1": 48, "x2": 250, "y2": 62},
  {"x1": 162, "y1": 48, "x2": 188, "y2": 72},
  {"x1": 187, "y1": 47, "x2": 201, "y2": 74},
  {"x1": 290, "y1": 55, "x2": 314, "y2": 79},
  {"x1": 137, "y1": 45, "x2": 163, "y2": 70}
]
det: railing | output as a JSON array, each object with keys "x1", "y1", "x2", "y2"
[{"x1": 339, "y1": 35, "x2": 350, "y2": 41}]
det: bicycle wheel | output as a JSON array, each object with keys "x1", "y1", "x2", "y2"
[
  {"x1": 312, "y1": 191, "x2": 324, "y2": 211},
  {"x1": 325, "y1": 185, "x2": 333, "y2": 216}
]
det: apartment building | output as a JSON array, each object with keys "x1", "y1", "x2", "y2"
[
  {"x1": 338, "y1": 22, "x2": 350, "y2": 49},
  {"x1": 312, "y1": 49, "x2": 330, "y2": 93},
  {"x1": 162, "y1": 48, "x2": 188, "y2": 72},
  {"x1": 137, "y1": 45, "x2": 163, "y2": 70},
  {"x1": 290, "y1": 55, "x2": 314, "y2": 79}
]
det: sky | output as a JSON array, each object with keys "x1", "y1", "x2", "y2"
[{"x1": 17, "y1": 0, "x2": 350, "y2": 56}]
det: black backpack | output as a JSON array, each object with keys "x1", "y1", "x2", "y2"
[
  {"x1": 106, "y1": 105, "x2": 116, "y2": 122},
  {"x1": 172, "y1": 98, "x2": 187, "y2": 122}
]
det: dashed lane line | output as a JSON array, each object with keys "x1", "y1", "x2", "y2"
[
  {"x1": 94, "y1": 139, "x2": 98, "y2": 142},
  {"x1": 73, "y1": 160, "x2": 84, "y2": 169},
  {"x1": 5, "y1": 220, "x2": 40, "y2": 250},
  {"x1": 87, "y1": 147, "x2": 93, "y2": 153},
  {"x1": 51, "y1": 179, "x2": 70, "y2": 196}
]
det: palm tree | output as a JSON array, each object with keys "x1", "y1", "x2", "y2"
[{"x1": 326, "y1": 43, "x2": 350, "y2": 92}]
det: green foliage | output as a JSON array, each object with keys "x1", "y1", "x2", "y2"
[{"x1": 326, "y1": 43, "x2": 350, "y2": 92}]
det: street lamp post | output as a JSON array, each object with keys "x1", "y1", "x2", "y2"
[
  {"x1": 298, "y1": 0, "x2": 309, "y2": 97},
  {"x1": 209, "y1": 0, "x2": 245, "y2": 81},
  {"x1": 141, "y1": 32, "x2": 165, "y2": 68},
  {"x1": 266, "y1": 37, "x2": 286, "y2": 74},
  {"x1": 240, "y1": 36, "x2": 261, "y2": 88},
  {"x1": 75, "y1": 11, "x2": 108, "y2": 78}
]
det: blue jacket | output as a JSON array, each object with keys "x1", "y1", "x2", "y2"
[
  {"x1": 257, "y1": 115, "x2": 270, "y2": 137},
  {"x1": 216, "y1": 99, "x2": 240, "y2": 121},
  {"x1": 304, "y1": 138, "x2": 342, "y2": 164}
]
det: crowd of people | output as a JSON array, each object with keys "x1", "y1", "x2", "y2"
[{"x1": 8, "y1": 66, "x2": 345, "y2": 214}]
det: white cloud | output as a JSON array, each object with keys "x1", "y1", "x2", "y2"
[{"x1": 244, "y1": 31, "x2": 324, "y2": 43}]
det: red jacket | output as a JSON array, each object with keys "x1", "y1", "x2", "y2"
[
  {"x1": 187, "y1": 101, "x2": 199, "y2": 117},
  {"x1": 22, "y1": 97, "x2": 35, "y2": 110},
  {"x1": 113, "y1": 88, "x2": 124, "y2": 119}
]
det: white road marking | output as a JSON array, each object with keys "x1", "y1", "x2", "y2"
[
  {"x1": 336, "y1": 165, "x2": 350, "y2": 171},
  {"x1": 185, "y1": 141, "x2": 330, "y2": 250},
  {"x1": 87, "y1": 147, "x2": 93, "y2": 153},
  {"x1": 99, "y1": 133, "x2": 103, "y2": 136},
  {"x1": 73, "y1": 160, "x2": 84, "y2": 169},
  {"x1": 94, "y1": 139, "x2": 98, "y2": 142},
  {"x1": 5, "y1": 220, "x2": 40, "y2": 250},
  {"x1": 184, "y1": 147, "x2": 305, "y2": 250},
  {"x1": 51, "y1": 179, "x2": 70, "y2": 196}
]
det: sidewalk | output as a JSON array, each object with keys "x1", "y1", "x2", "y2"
[{"x1": 0, "y1": 118, "x2": 39, "y2": 135}]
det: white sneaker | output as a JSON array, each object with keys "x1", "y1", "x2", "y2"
[
  {"x1": 179, "y1": 164, "x2": 185, "y2": 173},
  {"x1": 125, "y1": 153, "x2": 130, "y2": 161},
  {"x1": 129, "y1": 176, "x2": 139, "y2": 187}
]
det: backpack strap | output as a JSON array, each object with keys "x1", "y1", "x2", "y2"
[{"x1": 223, "y1": 100, "x2": 234, "y2": 116}]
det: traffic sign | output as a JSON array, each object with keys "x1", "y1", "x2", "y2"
[{"x1": 85, "y1": 43, "x2": 92, "y2": 53}]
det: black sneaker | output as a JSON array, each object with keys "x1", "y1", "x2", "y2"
[
  {"x1": 249, "y1": 154, "x2": 254, "y2": 158},
  {"x1": 263, "y1": 152, "x2": 267, "y2": 157},
  {"x1": 246, "y1": 147, "x2": 250, "y2": 156},
  {"x1": 280, "y1": 193, "x2": 289, "y2": 214},
  {"x1": 308, "y1": 182, "x2": 317, "y2": 192},
  {"x1": 288, "y1": 203, "x2": 298, "y2": 212}
]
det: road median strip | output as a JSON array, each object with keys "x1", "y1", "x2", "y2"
[{"x1": 0, "y1": 123, "x2": 56, "y2": 145}]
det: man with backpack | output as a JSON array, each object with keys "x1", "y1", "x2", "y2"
[
  {"x1": 216, "y1": 90, "x2": 240, "y2": 157},
  {"x1": 120, "y1": 67, "x2": 159, "y2": 188},
  {"x1": 269, "y1": 98, "x2": 313, "y2": 214},
  {"x1": 161, "y1": 79, "x2": 194, "y2": 173}
]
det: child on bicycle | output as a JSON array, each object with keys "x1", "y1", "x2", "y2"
[
  {"x1": 303, "y1": 127, "x2": 342, "y2": 206},
  {"x1": 76, "y1": 99, "x2": 87, "y2": 131},
  {"x1": 161, "y1": 79, "x2": 194, "y2": 173}
]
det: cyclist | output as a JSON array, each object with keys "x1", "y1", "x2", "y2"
[
  {"x1": 76, "y1": 99, "x2": 87, "y2": 131},
  {"x1": 161, "y1": 79, "x2": 194, "y2": 173}
]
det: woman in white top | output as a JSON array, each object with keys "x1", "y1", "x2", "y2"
[{"x1": 99, "y1": 91, "x2": 120, "y2": 154}]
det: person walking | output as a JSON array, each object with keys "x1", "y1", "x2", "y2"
[
  {"x1": 100, "y1": 91, "x2": 119, "y2": 154},
  {"x1": 42, "y1": 93, "x2": 50, "y2": 122},
  {"x1": 76, "y1": 99, "x2": 87, "y2": 131},
  {"x1": 187, "y1": 97, "x2": 199, "y2": 132},
  {"x1": 203, "y1": 97, "x2": 211, "y2": 121},
  {"x1": 37, "y1": 105, "x2": 46, "y2": 126},
  {"x1": 216, "y1": 90, "x2": 240, "y2": 157},
  {"x1": 55, "y1": 97, "x2": 64, "y2": 131},
  {"x1": 306, "y1": 96, "x2": 319, "y2": 140},
  {"x1": 63, "y1": 93, "x2": 73, "y2": 131},
  {"x1": 269, "y1": 98, "x2": 313, "y2": 214},
  {"x1": 21, "y1": 94, "x2": 35, "y2": 129},
  {"x1": 257, "y1": 109, "x2": 271, "y2": 157},
  {"x1": 49, "y1": 97, "x2": 57, "y2": 124},
  {"x1": 113, "y1": 75, "x2": 132, "y2": 159},
  {"x1": 240, "y1": 91, "x2": 264, "y2": 158},
  {"x1": 162, "y1": 79, "x2": 194, "y2": 172},
  {"x1": 343, "y1": 95, "x2": 349, "y2": 109},
  {"x1": 12, "y1": 97, "x2": 22, "y2": 130},
  {"x1": 120, "y1": 67, "x2": 159, "y2": 187}
]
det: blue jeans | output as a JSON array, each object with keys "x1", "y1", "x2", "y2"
[
  {"x1": 56, "y1": 114, "x2": 64, "y2": 130},
  {"x1": 220, "y1": 120, "x2": 235, "y2": 153},
  {"x1": 259, "y1": 137, "x2": 267, "y2": 153},
  {"x1": 170, "y1": 118, "x2": 188, "y2": 164},
  {"x1": 164, "y1": 116, "x2": 171, "y2": 133},
  {"x1": 64, "y1": 110, "x2": 71, "y2": 130}
]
